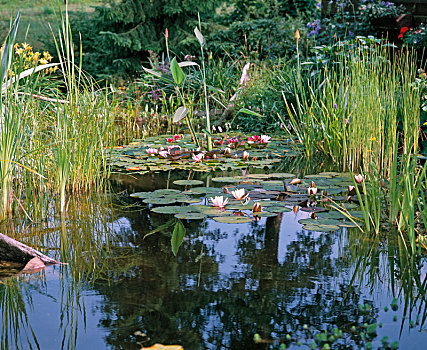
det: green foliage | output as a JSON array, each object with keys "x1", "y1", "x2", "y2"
[{"x1": 72, "y1": 0, "x2": 220, "y2": 78}]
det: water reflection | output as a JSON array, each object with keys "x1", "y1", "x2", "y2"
[{"x1": 0, "y1": 190, "x2": 426, "y2": 349}]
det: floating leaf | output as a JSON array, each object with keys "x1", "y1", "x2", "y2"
[
  {"x1": 173, "y1": 179, "x2": 204, "y2": 186},
  {"x1": 302, "y1": 224, "x2": 340, "y2": 232},
  {"x1": 174, "y1": 212, "x2": 207, "y2": 220},
  {"x1": 153, "y1": 189, "x2": 181, "y2": 195},
  {"x1": 130, "y1": 192, "x2": 153, "y2": 199},
  {"x1": 265, "y1": 206, "x2": 291, "y2": 213},
  {"x1": 298, "y1": 218, "x2": 342, "y2": 226},
  {"x1": 212, "y1": 216, "x2": 252, "y2": 224},
  {"x1": 212, "y1": 177, "x2": 242, "y2": 183},
  {"x1": 151, "y1": 206, "x2": 192, "y2": 214},
  {"x1": 253, "y1": 212, "x2": 277, "y2": 217},
  {"x1": 194, "y1": 207, "x2": 233, "y2": 216},
  {"x1": 144, "y1": 198, "x2": 174, "y2": 205},
  {"x1": 171, "y1": 220, "x2": 186, "y2": 256},
  {"x1": 189, "y1": 187, "x2": 221, "y2": 194}
]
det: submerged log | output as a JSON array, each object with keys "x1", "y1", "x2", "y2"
[{"x1": 0, "y1": 233, "x2": 60, "y2": 265}]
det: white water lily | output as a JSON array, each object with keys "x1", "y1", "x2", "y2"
[{"x1": 209, "y1": 196, "x2": 228, "y2": 208}]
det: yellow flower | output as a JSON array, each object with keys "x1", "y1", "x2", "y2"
[
  {"x1": 15, "y1": 48, "x2": 23, "y2": 55},
  {"x1": 39, "y1": 58, "x2": 48, "y2": 65},
  {"x1": 43, "y1": 51, "x2": 53, "y2": 61}
]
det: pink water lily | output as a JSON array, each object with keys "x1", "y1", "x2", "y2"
[
  {"x1": 354, "y1": 174, "x2": 364, "y2": 184},
  {"x1": 166, "y1": 137, "x2": 174, "y2": 143},
  {"x1": 192, "y1": 153, "x2": 204, "y2": 162},
  {"x1": 260, "y1": 135, "x2": 271, "y2": 143},
  {"x1": 209, "y1": 196, "x2": 228, "y2": 208},
  {"x1": 248, "y1": 135, "x2": 260, "y2": 142},
  {"x1": 174, "y1": 134, "x2": 180, "y2": 140},
  {"x1": 146, "y1": 148, "x2": 158, "y2": 155},
  {"x1": 158, "y1": 151, "x2": 168, "y2": 158}
]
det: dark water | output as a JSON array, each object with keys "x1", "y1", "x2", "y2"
[{"x1": 1, "y1": 171, "x2": 427, "y2": 350}]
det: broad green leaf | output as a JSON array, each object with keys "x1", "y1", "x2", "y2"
[
  {"x1": 194, "y1": 27, "x2": 205, "y2": 47},
  {"x1": 170, "y1": 57, "x2": 185, "y2": 85},
  {"x1": 173, "y1": 106, "x2": 189, "y2": 123},
  {"x1": 171, "y1": 220, "x2": 186, "y2": 256}
]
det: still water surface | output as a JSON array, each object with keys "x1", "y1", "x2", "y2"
[{"x1": 1, "y1": 171, "x2": 427, "y2": 349}]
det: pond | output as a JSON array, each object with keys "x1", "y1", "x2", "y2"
[{"x1": 1, "y1": 169, "x2": 427, "y2": 350}]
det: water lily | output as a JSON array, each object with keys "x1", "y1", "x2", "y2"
[
  {"x1": 354, "y1": 174, "x2": 364, "y2": 184},
  {"x1": 308, "y1": 187, "x2": 318, "y2": 196},
  {"x1": 242, "y1": 151, "x2": 249, "y2": 160},
  {"x1": 158, "y1": 151, "x2": 168, "y2": 158},
  {"x1": 192, "y1": 153, "x2": 204, "y2": 162},
  {"x1": 224, "y1": 147, "x2": 231, "y2": 154},
  {"x1": 173, "y1": 134, "x2": 180, "y2": 140},
  {"x1": 166, "y1": 137, "x2": 174, "y2": 143},
  {"x1": 232, "y1": 188, "x2": 247, "y2": 201},
  {"x1": 260, "y1": 135, "x2": 271, "y2": 143},
  {"x1": 209, "y1": 196, "x2": 228, "y2": 208},
  {"x1": 308, "y1": 181, "x2": 317, "y2": 196},
  {"x1": 248, "y1": 135, "x2": 260, "y2": 142},
  {"x1": 168, "y1": 145, "x2": 181, "y2": 152},
  {"x1": 252, "y1": 202, "x2": 262, "y2": 213},
  {"x1": 146, "y1": 148, "x2": 157, "y2": 155}
]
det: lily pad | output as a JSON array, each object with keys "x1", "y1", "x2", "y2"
[
  {"x1": 130, "y1": 192, "x2": 153, "y2": 199},
  {"x1": 298, "y1": 218, "x2": 342, "y2": 226},
  {"x1": 212, "y1": 177, "x2": 242, "y2": 183},
  {"x1": 212, "y1": 216, "x2": 252, "y2": 224},
  {"x1": 144, "y1": 198, "x2": 174, "y2": 205},
  {"x1": 316, "y1": 211, "x2": 348, "y2": 219},
  {"x1": 151, "y1": 206, "x2": 192, "y2": 214},
  {"x1": 153, "y1": 189, "x2": 182, "y2": 195},
  {"x1": 302, "y1": 224, "x2": 340, "y2": 232},
  {"x1": 194, "y1": 207, "x2": 233, "y2": 216},
  {"x1": 173, "y1": 179, "x2": 204, "y2": 186},
  {"x1": 174, "y1": 212, "x2": 207, "y2": 220},
  {"x1": 265, "y1": 206, "x2": 291, "y2": 213},
  {"x1": 253, "y1": 212, "x2": 278, "y2": 217},
  {"x1": 189, "y1": 187, "x2": 221, "y2": 194}
]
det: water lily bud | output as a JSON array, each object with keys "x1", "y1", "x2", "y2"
[
  {"x1": 224, "y1": 147, "x2": 231, "y2": 154},
  {"x1": 233, "y1": 154, "x2": 238, "y2": 159},
  {"x1": 354, "y1": 174, "x2": 363, "y2": 184},
  {"x1": 289, "y1": 178, "x2": 301, "y2": 185},
  {"x1": 253, "y1": 202, "x2": 262, "y2": 213},
  {"x1": 242, "y1": 151, "x2": 249, "y2": 160},
  {"x1": 165, "y1": 28, "x2": 169, "y2": 39}
]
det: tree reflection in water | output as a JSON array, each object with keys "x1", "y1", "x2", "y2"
[{"x1": 0, "y1": 192, "x2": 426, "y2": 349}]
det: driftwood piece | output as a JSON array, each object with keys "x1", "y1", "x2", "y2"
[{"x1": 0, "y1": 233, "x2": 60, "y2": 265}]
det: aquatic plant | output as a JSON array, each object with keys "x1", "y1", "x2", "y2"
[{"x1": 209, "y1": 196, "x2": 228, "y2": 209}]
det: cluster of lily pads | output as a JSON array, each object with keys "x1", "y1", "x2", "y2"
[
  {"x1": 130, "y1": 171, "x2": 366, "y2": 230},
  {"x1": 110, "y1": 134, "x2": 302, "y2": 173}
]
